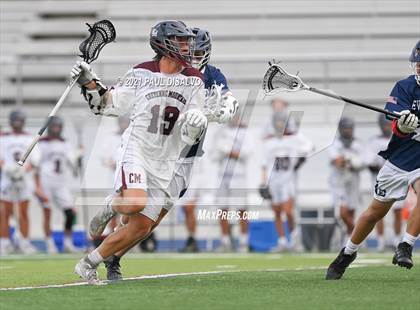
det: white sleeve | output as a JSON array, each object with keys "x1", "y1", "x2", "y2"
[
  {"x1": 104, "y1": 69, "x2": 139, "y2": 117},
  {"x1": 296, "y1": 134, "x2": 314, "y2": 157},
  {"x1": 328, "y1": 141, "x2": 340, "y2": 160},
  {"x1": 187, "y1": 78, "x2": 206, "y2": 111}
]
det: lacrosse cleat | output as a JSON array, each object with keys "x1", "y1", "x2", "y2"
[
  {"x1": 89, "y1": 195, "x2": 116, "y2": 239},
  {"x1": 104, "y1": 255, "x2": 123, "y2": 281},
  {"x1": 75, "y1": 256, "x2": 101, "y2": 285},
  {"x1": 326, "y1": 248, "x2": 357, "y2": 280},
  {"x1": 392, "y1": 242, "x2": 413, "y2": 269}
]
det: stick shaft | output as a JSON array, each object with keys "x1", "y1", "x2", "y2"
[
  {"x1": 308, "y1": 87, "x2": 400, "y2": 119},
  {"x1": 18, "y1": 78, "x2": 79, "y2": 166}
]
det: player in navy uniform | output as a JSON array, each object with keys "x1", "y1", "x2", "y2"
[
  {"x1": 326, "y1": 40, "x2": 420, "y2": 280},
  {"x1": 179, "y1": 27, "x2": 238, "y2": 252}
]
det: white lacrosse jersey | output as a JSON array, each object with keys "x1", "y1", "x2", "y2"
[
  {"x1": 0, "y1": 132, "x2": 36, "y2": 189},
  {"x1": 262, "y1": 133, "x2": 313, "y2": 182},
  {"x1": 213, "y1": 124, "x2": 251, "y2": 185},
  {"x1": 37, "y1": 137, "x2": 75, "y2": 184},
  {"x1": 328, "y1": 138, "x2": 365, "y2": 186},
  {"x1": 105, "y1": 61, "x2": 205, "y2": 185},
  {"x1": 366, "y1": 134, "x2": 391, "y2": 184}
]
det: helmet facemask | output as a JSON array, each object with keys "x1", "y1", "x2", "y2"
[
  {"x1": 410, "y1": 61, "x2": 420, "y2": 86},
  {"x1": 192, "y1": 48, "x2": 211, "y2": 71},
  {"x1": 409, "y1": 41, "x2": 420, "y2": 85},
  {"x1": 164, "y1": 35, "x2": 195, "y2": 67}
]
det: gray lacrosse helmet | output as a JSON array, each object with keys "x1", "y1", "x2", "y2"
[
  {"x1": 338, "y1": 117, "x2": 354, "y2": 147},
  {"x1": 191, "y1": 27, "x2": 212, "y2": 70},
  {"x1": 47, "y1": 116, "x2": 64, "y2": 138},
  {"x1": 149, "y1": 20, "x2": 195, "y2": 67},
  {"x1": 9, "y1": 110, "x2": 26, "y2": 131},
  {"x1": 272, "y1": 111, "x2": 288, "y2": 137},
  {"x1": 409, "y1": 40, "x2": 420, "y2": 85}
]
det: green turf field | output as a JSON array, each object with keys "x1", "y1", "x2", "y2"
[{"x1": 0, "y1": 253, "x2": 419, "y2": 310}]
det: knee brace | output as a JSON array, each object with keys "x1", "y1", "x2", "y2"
[{"x1": 64, "y1": 209, "x2": 75, "y2": 231}]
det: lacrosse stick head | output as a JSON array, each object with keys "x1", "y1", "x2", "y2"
[
  {"x1": 79, "y1": 20, "x2": 116, "y2": 63},
  {"x1": 262, "y1": 60, "x2": 308, "y2": 95}
]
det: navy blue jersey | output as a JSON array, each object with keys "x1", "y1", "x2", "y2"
[
  {"x1": 203, "y1": 64, "x2": 229, "y2": 91},
  {"x1": 378, "y1": 75, "x2": 420, "y2": 171},
  {"x1": 181, "y1": 64, "x2": 230, "y2": 158}
]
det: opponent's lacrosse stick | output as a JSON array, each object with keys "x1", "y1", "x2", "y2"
[
  {"x1": 262, "y1": 60, "x2": 401, "y2": 119},
  {"x1": 18, "y1": 20, "x2": 116, "y2": 166}
]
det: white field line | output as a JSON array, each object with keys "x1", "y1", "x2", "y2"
[
  {"x1": 0, "y1": 266, "x2": 338, "y2": 291},
  {"x1": 0, "y1": 260, "x2": 389, "y2": 292}
]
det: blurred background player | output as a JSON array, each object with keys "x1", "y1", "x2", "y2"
[
  {"x1": 34, "y1": 116, "x2": 81, "y2": 253},
  {"x1": 262, "y1": 98, "x2": 297, "y2": 140},
  {"x1": 260, "y1": 111, "x2": 313, "y2": 252},
  {"x1": 328, "y1": 117, "x2": 365, "y2": 242},
  {"x1": 326, "y1": 40, "x2": 420, "y2": 279},
  {"x1": 0, "y1": 110, "x2": 37, "y2": 255},
  {"x1": 367, "y1": 114, "x2": 403, "y2": 251},
  {"x1": 213, "y1": 113, "x2": 251, "y2": 252},
  {"x1": 178, "y1": 27, "x2": 238, "y2": 252}
]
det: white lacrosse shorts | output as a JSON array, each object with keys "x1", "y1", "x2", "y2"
[{"x1": 373, "y1": 161, "x2": 420, "y2": 203}]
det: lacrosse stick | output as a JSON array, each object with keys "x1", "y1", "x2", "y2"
[
  {"x1": 18, "y1": 20, "x2": 116, "y2": 166},
  {"x1": 262, "y1": 60, "x2": 401, "y2": 119}
]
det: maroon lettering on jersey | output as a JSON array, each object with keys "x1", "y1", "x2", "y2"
[{"x1": 129, "y1": 172, "x2": 142, "y2": 184}]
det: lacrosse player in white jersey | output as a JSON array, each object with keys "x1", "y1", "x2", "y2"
[
  {"x1": 102, "y1": 27, "x2": 239, "y2": 279},
  {"x1": 34, "y1": 116, "x2": 81, "y2": 254},
  {"x1": 0, "y1": 110, "x2": 38, "y2": 255},
  {"x1": 72, "y1": 20, "x2": 208, "y2": 284},
  {"x1": 260, "y1": 111, "x2": 313, "y2": 252},
  {"x1": 213, "y1": 113, "x2": 250, "y2": 252},
  {"x1": 366, "y1": 114, "x2": 403, "y2": 251},
  {"x1": 329, "y1": 117, "x2": 365, "y2": 239}
]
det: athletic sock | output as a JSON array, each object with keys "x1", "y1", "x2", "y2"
[
  {"x1": 344, "y1": 239, "x2": 360, "y2": 255},
  {"x1": 278, "y1": 236, "x2": 287, "y2": 247},
  {"x1": 239, "y1": 233, "x2": 248, "y2": 247},
  {"x1": 401, "y1": 232, "x2": 417, "y2": 246},
  {"x1": 87, "y1": 249, "x2": 104, "y2": 266},
  {"x1": 221, "y1": 235, "x2": 230, "y2": 246},
  {"x1": 0, "y1": 238, "x2": 11, "y2": 247}
]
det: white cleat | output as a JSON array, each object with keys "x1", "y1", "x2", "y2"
[
  {"x1": 63, "y1": 241, "x2": 82, "y2": 254},
  {"x1": 74, "y1": 256, "x2": 101, "y2": 285},
  {"x1": 237, "y1": 245, "x2": 249, "y2": 253},
  {"x1": 19, "y1": 241, "x2": 38, "y2": 255},
  {"x1": 89, "y1": 196, "x2": 116, "y2": 239},
  {"x1": 45, "y1": 238, "x2": 58, "y2": 254},
  {"x1": 0, "y1": 242, "x2": 14, "y2": 256}
]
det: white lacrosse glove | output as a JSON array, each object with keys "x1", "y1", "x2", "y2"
[
  {"x1": 70, "y1": 61, "x2": 99, "y2": 86},
  {"x1": 204, "y1": 84, "x2": 238, "y2": 123},
  {"x1": 397, "y1": 110, "x2": 418, "y2": 134},
  {"x1": 5, "y1": 164, "x2": 25, "y2": 182},
  {"x1": 181, "y1": 109, "x2": 208, "y2": 145}
]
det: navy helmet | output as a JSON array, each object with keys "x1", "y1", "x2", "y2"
[
  {"x1": 47, "y1": 116, "x2": 64, "y2": 138},
  {"x1": 338, "y1": 117, "x2": 354, "y2": 147},
  {"x1": 191, "y1": 27, "x2": 212, "y2": 70},
  {"x1": 409, "y1": 40, "x2": 420, "y2": 85},
  {"x1": 9, "y1": 110, "x2": 26, "y2": 131},
  {"x1": 378, "y1": 114, "x2": 392, "y2": 138},
  {"x1": 149, "y1": 20, "x2": 195, "y2": 67}
]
